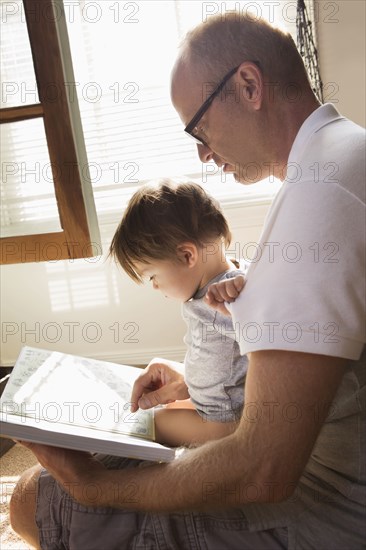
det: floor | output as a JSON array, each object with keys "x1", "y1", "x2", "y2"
[{"x1": 0, "y1": 444, "x2": 38, "y2": 549}]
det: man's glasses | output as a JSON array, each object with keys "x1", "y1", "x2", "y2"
[
  {"x1": 184, "y1": 65, "x2": 240, "y2": 145},
  {"x1": 184, "y1": 61, "x2": 260, "y2": 146}
]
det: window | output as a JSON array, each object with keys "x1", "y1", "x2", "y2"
[
  {"x1": 65, "y1": 0, "x2": 292, "y2": 220},
  {"x1": 0, "y1": 0, "x2": 100, "y2": 264},
  {"x1": 1, "y1": 0, "x2": 298, "y2": 263}
]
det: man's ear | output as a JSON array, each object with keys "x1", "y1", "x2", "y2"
[
  {"x1": 176, "y1": 242, "x2": 199, "y2": 267},
  {"x1": 236, "y1": 61, "x2": 263, "y2": 110}
]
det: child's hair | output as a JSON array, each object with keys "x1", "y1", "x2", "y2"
[{"x1": 109, "y1": 178, "x2": 232, "y2": 283}]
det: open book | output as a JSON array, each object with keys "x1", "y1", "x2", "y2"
[{"x1": 0, "y1": 347, "x2": 175, "y2": 462}]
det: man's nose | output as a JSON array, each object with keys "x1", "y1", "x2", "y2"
[{"x1": 197, "y1": 143, "x2": 214, "y2": 163}]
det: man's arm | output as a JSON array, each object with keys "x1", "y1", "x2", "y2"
[{"x1": 22, "y1": 350, "x2": 347, "y2": 511}]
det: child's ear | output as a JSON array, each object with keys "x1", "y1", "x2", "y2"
[{"x1": 176, "y1": 242, "x2": 198, "y2": 267}]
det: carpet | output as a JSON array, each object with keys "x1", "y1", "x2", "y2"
[{"x1": 0, "y1": 444, "x2": 38, "y2": 549}]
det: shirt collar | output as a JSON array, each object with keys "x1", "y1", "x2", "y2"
[{"x1": 287, "y1": 103, "x2": 345, "y2": 166}]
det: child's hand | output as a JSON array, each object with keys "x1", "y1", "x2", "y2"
[
  {"x1": 204, "y1": 274, "x2": 246, "y2": 316},
  {"x1": 130, "y1": 359, "x2": 189, "y2": 412}
]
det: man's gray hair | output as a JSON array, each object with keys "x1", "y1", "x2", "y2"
[{"x1": 179, "y1": 12, "x2": 309, "y2": 86}]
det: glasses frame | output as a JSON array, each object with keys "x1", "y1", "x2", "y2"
[{"x1": 184, "y1": 65, "x2": 240, "y2": 145}]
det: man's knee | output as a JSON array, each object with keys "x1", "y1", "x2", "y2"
[{"x1": 10, "y1": 464, "x2": 42, "y2": 547}]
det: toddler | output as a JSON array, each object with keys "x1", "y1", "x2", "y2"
[{"x1": 110, "y1": 179, "x2": 248, "y2": 447}]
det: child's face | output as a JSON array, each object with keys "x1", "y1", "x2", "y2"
[{"x1": 134, "y1": 258, "x2": 201, "y2": 302}]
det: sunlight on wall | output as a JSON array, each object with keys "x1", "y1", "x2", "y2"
[{"x1": 45, "y1": 251, "x2": 112, "y2": 312}]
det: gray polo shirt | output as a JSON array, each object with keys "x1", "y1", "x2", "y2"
[{"x1": 182, "y1": 268, "x2": 248, "y2": 422}]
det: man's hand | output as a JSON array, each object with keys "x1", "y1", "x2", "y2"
[
  {"x1": 204, "y1": 274, "x2": 245, "y2": 316},
  {"x1": 17, "y1": 441, "x2": 106, "y2": 505},
  {"x1": 130, "y1": 358, "x2": 189, "y2": 412}
]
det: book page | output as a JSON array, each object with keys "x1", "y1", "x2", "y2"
[{"x1": 0, "y1": 347, "x2": 154, "y2": 441}]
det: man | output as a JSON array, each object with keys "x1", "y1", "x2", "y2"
[{"x1": 10, "y1": 13, "x2": 365, "y2": 550}]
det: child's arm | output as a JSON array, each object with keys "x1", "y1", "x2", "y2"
[
  {"x1": 154, "y1": 407, "x2": 238, "y2": 447},
  {"x1": 132, "y1": 360, "x2": 239, "y2": 446}
]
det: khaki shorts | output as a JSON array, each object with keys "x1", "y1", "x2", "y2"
[{"x1": 36, "y1": 455, "x2": 288, "y2": 550}]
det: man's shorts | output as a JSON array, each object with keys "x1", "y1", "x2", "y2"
[{"x1": 35, "y1": 454, "x2": 288, "y2": 550}]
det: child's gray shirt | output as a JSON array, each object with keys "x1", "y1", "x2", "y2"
[{"x1": 182, "y1": 268, "x2": 248, "y2": 422}]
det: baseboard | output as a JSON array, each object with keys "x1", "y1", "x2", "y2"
[
  {"x1": 87, "y1": 346, "x2": 186, "y2": 366},
  {"x1": 0, "y1": 346, "x2": 187, "y2": 368}
]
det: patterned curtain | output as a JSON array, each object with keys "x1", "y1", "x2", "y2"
[{"x1": 296, "y1": 0, "x2": 324, "y2": 102}]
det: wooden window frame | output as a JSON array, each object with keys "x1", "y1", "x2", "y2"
[{"x1": 0, "y1": 0, "x2": 101, "y2": 264}]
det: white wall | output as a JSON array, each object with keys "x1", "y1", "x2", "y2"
[
  {"x1": 1, "y1": 0, "x2": 365, "y2": 366},
  {"x1": 317, "y1": 0, "x2": 365, "y2": 126}
]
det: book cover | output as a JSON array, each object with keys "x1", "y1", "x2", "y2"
[{"x1": 0, "y1": 347, "x2": 175, "y2": 462}]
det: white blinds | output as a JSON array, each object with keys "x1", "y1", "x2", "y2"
[
  {"x1": 1, "y1": 0, "x2": 296, "y2": 234},
  {"x1": 0, "y1": 0, "x2": 62, "y2": 236}
]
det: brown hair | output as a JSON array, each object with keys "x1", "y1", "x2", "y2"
[
  {"x1": 180, "y1": 12, "x2": 310, "y2": 87},
  {"x1": 110, "y1": 179, "x2": 231, "y2": 282}
]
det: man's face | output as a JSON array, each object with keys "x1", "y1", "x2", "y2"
[{"x1": 171, "y1": 60, "x2": 269, "y2": 185}]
